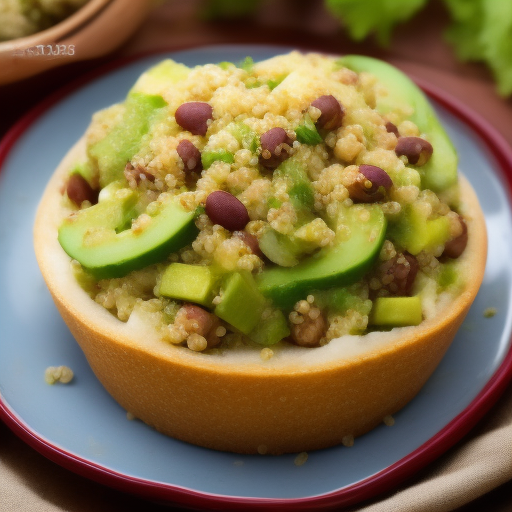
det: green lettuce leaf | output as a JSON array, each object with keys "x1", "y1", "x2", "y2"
[
  {"x1": 325, "y1": 0, "x2": 427, "y2": 46},
  {"x1": 444, "y1": 0, "x2": 512, "y2": 96}
]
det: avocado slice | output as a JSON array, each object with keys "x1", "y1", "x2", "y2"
[
  {"x1": 337, "y1": 55, "x2": 458, "y2": 193},
  {"x1": 159, "y1": 263, "x2": 218, "y2": 307},
  {"x1": 214, "y1": 271, "x2": 267, "y2": 334},
  {"x1": 89, "y1": 92, "x2": 167, "y2": 188},
  {"x1": 58, "y1": 194, "x2": 198, "y2": 280},
  {"x1": 370, "y1": 296, "x2": 423, "y2": 327},
  {"x1": 257, "y1": 204, "x2": 387, "y2": 308}
]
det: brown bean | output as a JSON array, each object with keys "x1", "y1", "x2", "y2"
[
  {"x1": 177, "y1": 139, "x2": 202, "y2": 172},
  {"x1": 443, "y1": 215, "x2": 468, "y2": 259},
  {"x1": 66, "y1": 173, "x2": 98, "y2": 206},
  {"x1": 175, "y1": 102, "x2": 213, "y2": 136},
  {"x1": 385, "y1": 121, "x2": 399, "y2": 137},
  {"x1": 233, "y1": 230, "x2": 262, "y2": 257},
  {"x1": 205, "y1": 190, "x2": 250, "y2": 231},
  {"x1": 124, "y1": 162, "x2": 155, "y2": 184},
  {"x1": 182, "y1": 304, "x2": 222, "y2": 349},
  {"x1": 359, "y1": 165, "x2": 393, "y2": 191},
  {"x1": 290, "y1": 311, "x2": 327, "y2": 347},
  {"x1": 259, "y1": 127, "x2": 293, "y2": 169},
  {"x1": 376, "y1": 252, "x2": 419, "y2": 296},
  {"x1": 311, "y1": 95, "x2": 344, "y2": 130},
  {"x1": 346, "y1": 165, "x2": 392, "y2": 203},
  {"x1": 395, "y1": 136, "x2": 433, "y2": 166}
]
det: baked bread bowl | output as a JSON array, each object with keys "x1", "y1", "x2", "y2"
[{"x1": 34, "y1": 53, "x2": 487, "y2": 454}]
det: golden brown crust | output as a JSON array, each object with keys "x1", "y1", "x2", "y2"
[{"x1": 34, "y1": 138, "x2": 487, "y2": 454}]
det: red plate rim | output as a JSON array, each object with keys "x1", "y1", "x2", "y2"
[{"x1": 1, "y1": 46, "x2": 512, "y2": 511}]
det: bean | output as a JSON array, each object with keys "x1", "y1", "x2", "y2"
[
  {"x1": 182, "y1": 304, "x2": 222, "y2": 349},
  {"x1": 175, "y1": 102, "x2": 213, "y2": 136},
  {"x1": 395, "y1": 136, "x2": 433, "y2": 166},
  {"x1": 347, "y1": 165, "x2": 392, "y2": 203},
  {"x1": 443, "y1": 215, "x2": 468, "y2": 259},
  {"x1": 290, "y1": 311, "x2": 327, "y2": 347},
  {"x1": 359, "y1": 165, "x2": 393, "y2": 191},
  {"x1": 177, "y1": 139, "x2": 202, "y2": 172},
  {"x1": 385, "y1": 121, "x2": 399, "y2": 137},
  {"x1": 205, "y1": 190, "x2": 250, "y2": 231},
  {"x1": 124, "y1": 162, "x2": 155, "y2": 183},
  {"x1": 233, "y1": 230, "x2": 262, "y2": 257},
  {"x1": 377, "y1": 252, "x2": 419, "y2": 296},
  {"x1": 311, "y1": 95, "x2": 344, "y2": 130},
  {"x1": 259, "y1": 127, "x2": 293, "y2": 169},
  {"x1": 66, "y1": 173, "x2": 98, "y2": 206}
]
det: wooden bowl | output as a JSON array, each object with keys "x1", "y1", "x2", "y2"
[
  {"x1": 0, "y1": 0, "x2": 153, "y2": 85},
  {"x1": 34, "y1": 138, "x2": 487, "y2": 455}
]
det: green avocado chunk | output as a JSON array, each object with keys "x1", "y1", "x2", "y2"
[
  {"x1": 58, "y1": 194, "x2": 198, "y2": 280},
  {"x1": 337, "y1": 55, "x2": 458, "y2": 193},
  {"x1": 389, "y1": 203, "x2": 451, "y2": 255},
  {"x1": 214, "y1": 271, "x2": 267, "y2": 334},
  {"x1": 248, "y1": 309, "x2": 290, "y2": 346},
  {"x1": 89, "y1": 92, "x2": 167, "y2": 188},
  {"x1": 370, "y1": 296, "x2": 423, "y2": 327},
  {"x1": 159, "y1": 263, "x2": 218, "y2": 307},
  {"x1": 257, "y1": 204, "x2": 387, "y2": 308}
]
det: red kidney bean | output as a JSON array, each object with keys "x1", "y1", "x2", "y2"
[
  {"x1": 359, "y1": 165, "x2": 393, "y2": 192},
  {"x1": 233, "y1": 230, "x2": 262, "y2": 257},
  {"x1": 259, "y1": 127, "x2": 293, "y2": 169},
  {"x1": 311, "y1": 95, "x2": 344, "y2": 130},
  {"x1": 66, "y1": 173, "x2": 98, "y2": 206},
  {"x1": 385, "y1": 121, "x2": 399, "y2": 137},
  {"x1": 443, "y1": 215, "x2": 468, "y2": 259},
  {"x1": 347, "y1": 165, "x2": 392, "y2": 203},
  {"x1": 175, "y1": 102, "x2": 213, "y2": 136},
  {"x1": 205, "y1": 190, "x2": 250, "y2": 231},
  {"x1": 395, "y1": 136, "x2": 433, "y2": 166},
  {"x1": 177, "y1": 139, "x2": 202, "y2": 172}
]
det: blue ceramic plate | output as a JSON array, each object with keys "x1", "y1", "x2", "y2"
[{"x1": 1, "y1": 46, "x2": 512, "y2": 510}]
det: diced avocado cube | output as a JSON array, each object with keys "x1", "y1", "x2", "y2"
[
  {"x1": 130, "y1": 59, "x2": 190, "y2": 96},
  {"x1": 370, "y1": 296, "x2": 423, "y2": 327},
  {"x1": 201, "y1": 149, "x2": 235, "y2": 169},
  {"x1": 390, "y1": 204, "x2": 451, "y2": 255},
  {"x1": 214, "y1": 272, "x2": 267, "y2": 334},
  {"x1": 295, "y1": 114, "x2": 323, "y2": 145},
  {"x1": 58, "y1": 194, "x2": 198, "y2": 279},
  {"x1": 159, "y1": 263, "x2": 218, "y2": 307},
  {"x1": 249, "y1": 309, "x2": 290, "y2": 346},
  {"x1": 89, "y1": 93, "x2": 167, "y2": 188}
]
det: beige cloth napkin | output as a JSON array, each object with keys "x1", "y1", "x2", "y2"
[{"x1": 1, "y1": 382, "x2": 512, "y2": 511}]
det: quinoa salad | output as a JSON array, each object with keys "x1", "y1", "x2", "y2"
[{"x1": 57, "y1": 52, "x2": 469, "y2": 355}]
